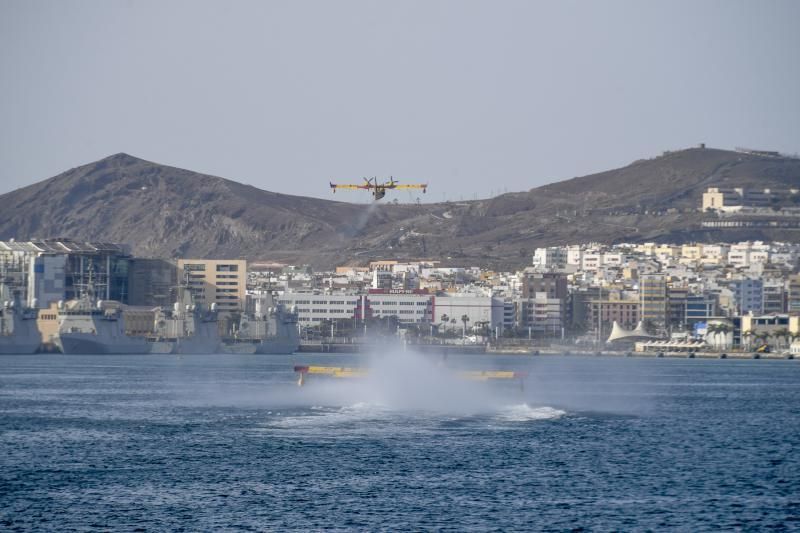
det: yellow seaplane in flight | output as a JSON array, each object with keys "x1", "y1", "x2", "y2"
[{"x1": 329, "y1": 176, "x2": 428, "y2": 201}]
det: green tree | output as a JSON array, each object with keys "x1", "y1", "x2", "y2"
[
  {"x1": 461, "y1": 314, "x2": 470, "y2": 337},
  {"x1": 707, "y1": 323, "x2": 732, "y2": 348},
  {"x1": 439, "y1": 313, "x2": 449, "y2": 333}
]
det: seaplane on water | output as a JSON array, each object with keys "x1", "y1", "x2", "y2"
[
  {"x1": 329, "y1": 177, "x2": 428, "y2": 201},
  {"x1": 293, "y1": 365, "x2": 527, "y2": 391}
]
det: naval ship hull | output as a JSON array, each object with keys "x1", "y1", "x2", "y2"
[
  {"x1": 172, "y1": 337, "x2": 222, "y2": 354},
  {"x1": 0, "y1": 338, "x2": 40, "y2": 355},
  {"x1": 254, "y1": 339, "x2": 299, "y2": 354},
  {"x1": 222, "y1": 337, "x2": 299, "y2": 355},
  {"x1": 0, "y1": 313, "x2": 42, "y2": 354},
  {"x1": 56, "y1": 333, "x2": 151, "y2": 355}
]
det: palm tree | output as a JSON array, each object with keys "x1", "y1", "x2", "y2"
[
  {"x1": 461, "y1": 315, "x2": 470, "y2": 338},
  {"x1": 440, "y1": 314, "x2": 449, "y2": 333},
  {"x1": 706, "y1": 323, "x2": 730, "y2": 348},
  {"x1": 790, "y1": 333, "x2": 800, "y2": 354}
]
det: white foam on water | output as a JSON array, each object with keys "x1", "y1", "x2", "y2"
[
  {"x1": 264, "y1": 402, "x2": 566, "y2": 435},
  {"x1": 267, "y1": 402, "x2": 393, "y2": 429},
  {"x1": 495, "y1": 404, "x2": 566, "y2": 422}
]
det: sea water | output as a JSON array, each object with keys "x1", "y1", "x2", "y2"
[{"x1": 1, "y1": 353, "x2": 799, "y2": 530}]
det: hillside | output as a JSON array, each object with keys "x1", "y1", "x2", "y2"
[
  {"x1": 0, "y1": 148, "x2": 798, "y2": 269},
  {"x1": 0, "y1": 153, "x2": 428, "y2": 265}
]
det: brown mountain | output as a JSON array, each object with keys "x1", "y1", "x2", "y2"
[{"x1": 0, "y1": 148, "x2": 798, "y2": 268}]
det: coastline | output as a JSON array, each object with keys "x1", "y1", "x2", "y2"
[{"x1": 297, "y1": 342, "x2": 796, "y2": 360}]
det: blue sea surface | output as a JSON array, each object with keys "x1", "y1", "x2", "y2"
[{"x1": 1, "y1": 353, "x2": 799, "y2": 531}]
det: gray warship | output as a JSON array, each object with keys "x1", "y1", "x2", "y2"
[
  {"x1": 55, "y1": 292, "x2": 153, "y2": 355},
  {"x1": 0, "y1": 292, "x2": 42, "y2": 355},
  {"x1": 151, "y1": 288, "x2": 222, "y2": 354},
  {"x1": 223, "y1": 293, "x2": 299, "y2": 354}
]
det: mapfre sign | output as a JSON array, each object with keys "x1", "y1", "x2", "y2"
[{"x1": 368, "y1": 288, "x2": 429, "y2": 295}]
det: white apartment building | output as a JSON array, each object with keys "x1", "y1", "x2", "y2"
[
  {"x1": 681, "y1": 245, "x2": 703, "y2": 262},
  {"x1": 532, "y1": 247, "x2": 568, "y2": 269},
  {"x1": 602, "y1": 252, "x2": 625, "y2": 267},
  {"x1": 728, "y1": 244, "x2": 750, "y2": 268},
  {"x1": 701, "y1": 244, "x2": 730, "y2": 265},
  {"x1": 278, "y1": 289, "x2": 433, "y2": 325},
  {"x1": 368, "y1": 291, "x2": 432, "y2": 323},
  {"x1": 581, "y1": 253, "x2": 602, "y2": 271},
  {"x1": 567, "y1": 246, "x2": 583, "y2": 266},
  {"x1": 278, "y1": 292, "x2": 360, "y2": 324},
  {"x1": 432, "y1": 294, "x2": 505, "y2": 331},
  {"x1": 655, "y1": 245, "x2": 680, "y2": 264}
]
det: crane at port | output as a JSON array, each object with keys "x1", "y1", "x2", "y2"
[{"x1": 329, "y1": 177, "x2": 427, "y2": 201}]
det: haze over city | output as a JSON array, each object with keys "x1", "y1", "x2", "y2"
[
  {"x1": 1, "y1": 0, "x2": 799, "y2": 200},
  {"x1": 3, "y1": 2, "x2": 800, "y2": 531}
]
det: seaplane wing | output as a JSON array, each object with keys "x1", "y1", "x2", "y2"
[
  {"x1": 330, "y1": 182, "x2": 370, "y2": 192},
  {"x1": 293, "y1": 365, "x2": 526, "y2": 387},
  {"x1": 392, "y1": 184, "x2": 428, "y2": 191}
]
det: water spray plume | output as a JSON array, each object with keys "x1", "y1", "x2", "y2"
[{"x1": 293, "y1": 342, "x2": 561, "y2": 420}]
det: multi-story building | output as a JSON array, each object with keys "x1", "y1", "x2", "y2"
[
  {"x1": 789, "y1": 274, "x2": 800, "y2": 315},
  {"x1": 279, "y1": 289, "x2": 434, "y2": 326},
  {"x1": 762, "y1": 281, "x2": 786, "y2": 314},
  {"x1": 654, "y1": 245, "x2": 680, "y2": 263},
  {"x1": 727, "y1": 279, "x2": 764, "y2": 315},
  {"x1": 566, "y1": 246, "x2": 583, "y2": 266},
  {"x1": 519, "y1": 271, "x2": 568, "y2": 335},
  {"x1": 685, "y1": 294, "x2": 717, "y2": 329},
  {"x1": 602, "y1": 252, "x2": 626, "y2": 267},
  {"x1": 581, "y1": 253, "x2": 602, "y2": 271},
  {"x1": 27, "y1": 253, "x2": 67, "y2": 309},
  {"x1": 278, "y1": 292, "x2": 360, "y2": 324},
  {"x1": 701, "y1": 244, "x2": 730, "y2": 265},
  {"x1": 517, "y1": 295, "x2": 565, "y2": 335},
  {"x1": 728, "y1": 243, "x2": 751, "y2": 268},
  {"x1": 702, "y1": 187, "x2": 739, "y2": 210},
  {"x1": 0, "y1": 239, "x2": 131, "y2": 308},
  {"x1": 532, "y1": 247, "x2": 568, "y2": 270},
  {"x1": 680, "y1": 244, "x2": 703, "y2": 263},
  {"x1": 368, "y1": 290, "x2": 433, "y2": 324},
  {"x1": 521, "y1": 271, "x2": 568, "y2": 300},
  {"x1": 667, "y1": 285, "x2": 689, "y2": 329},
  {"x1": 740, "y1": 314, "x2": 799, "y2": 347},
  {"x1": 587, "y1": 298, "x2": 640, "y2": 331},
  {"x1": 432, "y1": 294, "x2": 505, "y2": 332},
  {"x1": 728, "y1": 242, "x2": 771, "y2": 268},
  {"x1": 176, "y1": 259, "x2": 247, "y2": 313},
  {"x1": 702, "y1": 186, "x2": 800, "y2": 212},
  {"x1": 128, "y1": 258, "x2": 178, "y2": 307},
  {"x1": 372, "y1": 270, "x2": 393, "y2": 290},
  {"x1": 640, "y1": 274, "x2": 668, "y2": 329}
]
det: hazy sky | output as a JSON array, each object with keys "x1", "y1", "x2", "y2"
[{"x1": 1, "y1": 0, "x2": 798, "y2": 202}]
